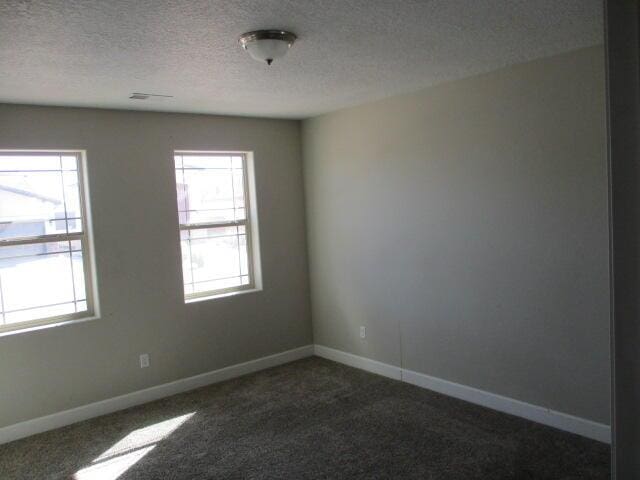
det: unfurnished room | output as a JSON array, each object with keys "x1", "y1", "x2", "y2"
[{"x1": 0, "y1": 1, "x2": 639, "y2": 479}]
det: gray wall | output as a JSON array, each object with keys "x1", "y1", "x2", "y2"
[
  {"x1": 0, "y1": 105, "x2": 312, "y2": 427},
  {"x1": 303, "y1": 46, "x2": 610, "y2": 424}
]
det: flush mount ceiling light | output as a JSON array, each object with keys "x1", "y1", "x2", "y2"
[{"x1": 238, "y1": 30, "x2": 297, "y2": 65}]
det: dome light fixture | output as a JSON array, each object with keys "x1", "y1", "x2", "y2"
[{"x1": 238, "y1": 30, "x2": 297, "y2": 65}]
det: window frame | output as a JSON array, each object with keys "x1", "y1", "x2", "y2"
[
  {"x1": 0, "y1": 150, "x2": 98, "y2": 335},
  {"x1": 175, "y1": 151, "x2": 258, "y2": 301}
]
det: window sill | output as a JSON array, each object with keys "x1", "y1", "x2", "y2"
[
  {"x1": 0, "y1": 314, "x2": 100, "y2": 338},
  {"x1": 185, "y1": 287, "x2": 262, "y2": 304}
]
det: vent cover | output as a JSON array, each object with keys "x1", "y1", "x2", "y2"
[{"x1": 129, "y1": 93, "x2": 173, "y2": 100}]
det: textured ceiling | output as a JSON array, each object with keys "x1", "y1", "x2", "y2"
[{"x1": 0, "y1": 0, "x2": 603, "y2": 119}]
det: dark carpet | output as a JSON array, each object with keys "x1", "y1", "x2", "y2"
[{"x1": 0, "y1": 357, "x2": 610, "y2": 479}]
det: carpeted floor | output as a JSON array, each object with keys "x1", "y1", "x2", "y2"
[{"x1": 0, "y1": 357, "x2": 610, "y2": 479}]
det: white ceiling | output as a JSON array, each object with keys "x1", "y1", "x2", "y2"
[{"x1": 0, "y1": 0, "x2": 603, "y2": 119}]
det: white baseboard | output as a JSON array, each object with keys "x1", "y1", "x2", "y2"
[
  {"x1": 313, "y1": 344, "x2": 611, "y2": 444},
  {"x1": 1, "y1": 343, "x2": 611, "y2": 446},
  {"x1": 313, "y1": 344, "x2": 402, "y2": 380},
  {"x1": 0, "y1": 345, "x2": 314, "y2": 445}
]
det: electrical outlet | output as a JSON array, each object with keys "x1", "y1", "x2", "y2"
[
  {"x1": 140, "y1": 353, "x2": 150, "y2": 368},
  {"x1": 360, "y1": 326, "x2": 366, "y2": 339}
]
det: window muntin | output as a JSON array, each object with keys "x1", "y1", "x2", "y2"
[
  {"x1": 0, "y1": 152, "x2": 95, "y2": 332},
  {"x1": 175, "y1": 152, "x2": 254, "y2": 300}
]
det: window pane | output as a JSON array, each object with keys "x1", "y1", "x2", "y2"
[
  {"x1": 189, "y1": 234, "x2": 240, "y2": 283},
  {"x1": 175, "y1": 153, "x2": 252, "y2": 298},
  {"x1": 234, "y1": 207, "x2": 246, "y2": 222},
  {"x1": 62, "y1": 171, "x2": 81, "y2": 220},
  {"x1": 181, "y1": 170, "x2": 234, "y2": 223},
  {"x1": 0, "y1": 154, "x2": 83, "y2": 240},
  {"x1": 0, "y1": 171, "x2": 63, "y2": 222},
  {"x1": 72, "y1": 250, "x2": 86, "y2": 301},
  {"x1": 60, "y1": 155, "x2": 78, "y2": 171},
  {"x1": 233, "y1": 170, "x2": 245, "y2": 208},
  {"x1": 66, "y1": 218, "x2": 82, "y2": 234},
  {"x1": 0, "y1": 152, "x2": 92, "y2": 329},
  {"x1": 175, "y1": 154, "x2": 247, "y2": 226},
  {"x1": 231, "y1": 156, "x2": 243, "y2": 169},
  {"x1": 181, "y1": 226, "x2": 251, "y2": 295},
  {"x1": 0, "y1": 155, "x2": 61, "y2": 171},
  {"x1": 175, "y1": 169, "x2": 187, "y2": 213},
  {"x1": 180, "y1": 239, "x2": 193, "y2": 284},
  {"x1": 239, "y1": 234, "x2": 248, "y2": 275},
  {"x1": 0, "y1": 241, "x2": 87, "y2": 323}
]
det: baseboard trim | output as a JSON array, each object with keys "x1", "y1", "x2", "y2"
[
  {"x1": 0, "y1": 344, "x2": 314, "y2": 445},
  {"x1": 1, "y1": 344, "x2": 610, "y2": 446},
  {"x1": 313, "y1": 344, "x2": 402, "y2": 380},
  {"x1": 313, "y1": 344, "x2": 611, "y2": 444}
]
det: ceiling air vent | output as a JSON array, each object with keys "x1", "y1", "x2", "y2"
[{"x1": 129, "y1": 92, "x2": 173, "y2": 100}]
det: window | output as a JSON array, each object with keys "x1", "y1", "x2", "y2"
[
  {"x1": 175, "y1": 152, "x2": 258, "y2": 300},
  {"x1": 0, "y1": 151, "x2": 96, "y2": 333}
]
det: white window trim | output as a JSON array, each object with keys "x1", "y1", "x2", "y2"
[
  {"x1": 0, "y1": 150, "x2": 99, "y2": 335},
  {"x1": 175, "y1": 151, "x2": 261, "y2": 302}
]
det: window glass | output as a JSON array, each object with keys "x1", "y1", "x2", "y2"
[
  {"x1": 0, "y1": 152, "x2": 95, "y2": 332},
  {"x1": 175, "y1": 153, "x2": 254, "y2": 299}
]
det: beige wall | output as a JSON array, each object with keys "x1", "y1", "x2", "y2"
[
  {"x1": 302, "y1": 46, "x2": 610, "y2": 424},
  {"x1": 0, "y1": 105, "x2": 312, "y2": 427}
]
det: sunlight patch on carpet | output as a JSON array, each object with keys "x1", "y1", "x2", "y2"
[{"x1": 73, "y1": 412, "x2": 195, "y2": 480}]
